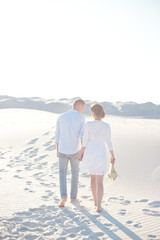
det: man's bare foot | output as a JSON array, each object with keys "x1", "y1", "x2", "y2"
[{"x1": 58, "y1": 198, "x2": 67, "y2": 207}]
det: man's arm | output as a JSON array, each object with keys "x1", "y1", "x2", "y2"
[
  {"x1": 79, "y1": 116, "x2": 85, "y2": 142},
  {"x1": 56, "y1": 143, "x2": 59, "y2": 157},
  {"x1": 79, "y1": 147, "x2": 86, "y2": 161},
  {"x1": 55, "y1": 118, "x2": 60, "y2": 157}
]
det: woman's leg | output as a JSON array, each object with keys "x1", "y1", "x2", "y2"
[
  {"x1": 96, "y1": 175, "x2": 104, "y2": 212},
  {"x1": 90, "y1": 174, "x2": 97, "y2": 206}
]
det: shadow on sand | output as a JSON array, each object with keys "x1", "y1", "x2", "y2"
[
  {"x1": 0, "y1": 203, "x2": 143, "y2": 239},
  {"x1": 72, "y1": 202, "x2": 142, "y2": 240}
]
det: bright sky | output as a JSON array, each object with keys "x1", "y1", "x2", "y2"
[{"x1": 0, "y1": 0, "x2": 160, "y2": 103}]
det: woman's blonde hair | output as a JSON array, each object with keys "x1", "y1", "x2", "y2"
[{"x1": 91, "y1": 104, "x2": 105, "y2": 118}]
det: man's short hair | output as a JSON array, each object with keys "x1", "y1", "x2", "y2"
[{"x1": 73, "y1": 98, "x2": 85, "y2": 109}]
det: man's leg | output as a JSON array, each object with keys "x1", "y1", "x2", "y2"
[
  {"x1": 59, "y1": 153, "x2": 68, "y2": 207},
  {"x1": 70, "y1": 152, "x2": 80, "y2": 201}
]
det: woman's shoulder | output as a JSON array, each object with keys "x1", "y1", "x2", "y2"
[
  {"x1": 85, "y1": 121, "x2": 93, "y2": 127},
  {"x1": 85, "y1": 121, "x2": 98, "y2": 128},
  {"x1": 101, "y1": 121, "x2": 111, "y2": 129},
  {"x1": 85, "y1": 120, "x2": 110, "y2": 128}
]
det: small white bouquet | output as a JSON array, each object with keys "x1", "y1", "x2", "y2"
[{"x1": 108, "y1": 163, "x2": 119, "y2": 181}]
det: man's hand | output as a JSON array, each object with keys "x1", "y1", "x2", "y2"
[
  {"x1": 78, "y1": 147, "x2": 85, "y2": 161},
  {"x1": 78, "y1": 151, "x2": 83, "y2": 161}
]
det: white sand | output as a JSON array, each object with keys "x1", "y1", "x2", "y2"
[{"x1": 0, "y1": 108, "x2": 160, "y2": 240}]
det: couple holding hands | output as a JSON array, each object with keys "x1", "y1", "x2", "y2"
[{"x1": 55, "y1": 98, "x2": 115, "y2": 212}]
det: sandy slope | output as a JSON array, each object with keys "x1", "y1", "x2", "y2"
[{"x1": 0, "y1": 109, "x2": 160, "y2": 240}]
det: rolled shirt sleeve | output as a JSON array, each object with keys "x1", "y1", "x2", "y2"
[
  {"x1": 82, "y1": 122, "x2": 89, "y2": 147},
  {"x1": 79, "y1": 116, "x2": 85, "y2": 140},
  {"x1": 55, "y1": 117, "x2": 60, "y2": 143}
]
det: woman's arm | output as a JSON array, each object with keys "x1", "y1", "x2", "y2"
[
  {"x1": 110, "y1": 150, "x2": 115, "y2": 164},
  {"x1": 106, "y1": 124, "x2": 115, "y2": 164},
  {"x1": 79, "y1": 122, "x2": 89, "y2": 161}
]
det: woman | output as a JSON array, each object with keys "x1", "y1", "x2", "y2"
[{"x1": 79, "y1": 104, "x2": 115, "y2": 212}]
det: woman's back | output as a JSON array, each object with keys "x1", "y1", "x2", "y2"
[{"x1": 83, "y1": 120, "x2": 113, "y2": 150}]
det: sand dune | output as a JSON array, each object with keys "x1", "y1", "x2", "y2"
[
  {"x1": 0, "y1": 108, "x2": 160, "y2": 239},
  {"x1": 1, "y1": 95, "x2": 160, "y2": 118}
]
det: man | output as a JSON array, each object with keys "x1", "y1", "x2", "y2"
[{"x1": 55, "y1": 98, "x2": 85, "y2": 207}]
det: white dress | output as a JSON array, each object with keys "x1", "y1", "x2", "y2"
[{"x1": 80, "y1": 120, "x2": 113, "y2": 175}]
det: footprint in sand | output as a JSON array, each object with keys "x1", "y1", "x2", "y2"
[
  {"x1": 45, "y1": 145, "x2": 56, "y2": 151},
  {"x1": 26, "y1": 181, "x2": 32, "y2": 185},
  {"x1": 126, "y1": 220, "x2": 142, "y2": 228},
  {"x1": 13, "y1": 174, "x2": 23, "y2": 179},
  {"x1": 34, "y1": 155, "x2": 48, "y2": 162},
  {"x1": 142, "y1": 201, "x2": 160, "y2": 217},
  {"x1": 142, "y1": 209, "x2": 160, "y2": 217},
  {"x1": 147, "y1": 234, "x2": 159, "y2": 240},
  {"x1": 104, "y1": 223, "x2": 113, "y2": 228},
  {"x1": 43, "y1": 131, "x2": 51, "y2": 136},
  {"x1": 95, "y1": 232, "x2": 104, "y2": 237},
  {"x1": 26, "y1": 148, "x2": 39, "y2": 158},
  {"x1": 43, "y1": 141, "x2": 53, "y2": 147},
  {"x1": 50, "y1": 136, "x2": 55, "y2": 140},
  {"x1": 135, "y1": 199, "x2": 149, "y2": 203},
  {"x1": 7, "y1": 163, "x2": 14, "y2": 167},
  {"x1": 27, "y1": 138, "x2": 39, "y2": 145},
  {"x1": 148, "y1": 201, "x2": 160, "y2": 208},
  {"x1": 126, "y1": 220, "x2": 132, "y2": 224},
  {"x1": 0, "y1": 168, "x2": 7, "y2": 172},
  {"x1": 17, "y1": 226, "x2": 30, "y2": 232},
  {"x1": 118, "y1": 209, "x2": 127, "y2": 216},
  {"x1": 108, "y1": 196, "x2": 131, "y2": 205},
  {"x1": 23, "y1": 147, "x2": 34, "y2": 153},
  {"x1": 41, "y1": 195, "x2": 50, "y2": 201},
  {"x1": 133, "y1": 223, "x2": 142, "y2": 228},
  {"x1": 79, "y1": 184, "x2": 85, "y2": 188},
  {"x1": 24, "y1": 187, "x2": 35, "y2": 193},
  {"x1": 81, "y1": 196, "x2": 90, "y2": 199}
]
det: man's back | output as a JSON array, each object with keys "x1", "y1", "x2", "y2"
[{"x1": 55, "y1": 110, "x2": 85, "y2": 154}]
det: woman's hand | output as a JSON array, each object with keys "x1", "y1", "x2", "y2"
[
  {"x1": 110, "y1": 156, "x2": 115, "y2": 165},
  {"x1": 109, "y1": 150, "x2": 115, "y2": 165}
]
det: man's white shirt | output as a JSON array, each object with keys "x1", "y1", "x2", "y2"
[{"x1": 55, "y1": 110, "x2": 85, "y2": 154}]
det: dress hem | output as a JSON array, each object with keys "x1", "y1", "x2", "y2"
[{"x1": 80, "y1": 171, "x2": 106, "y2": 176}]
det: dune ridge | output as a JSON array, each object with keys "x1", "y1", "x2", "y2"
[{"x1": 0, "y1": 95, "x2": 160, "y2": 118}]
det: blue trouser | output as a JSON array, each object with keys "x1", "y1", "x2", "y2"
[{"x1": 58, "y1": 151, "x2": 80, "y2": 200}]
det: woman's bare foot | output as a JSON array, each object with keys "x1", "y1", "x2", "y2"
[
  {"x1": 96, "y1": 207, "x2": 102, "y2": 212},
  {"x1": 58, "y1": 198, "x2": 67, "y2": 207}
]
